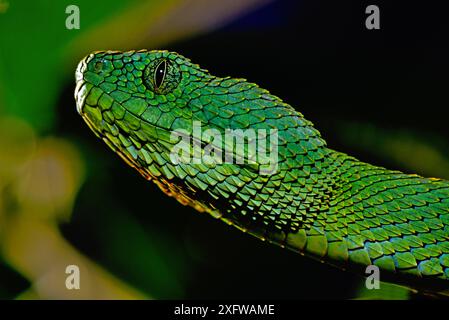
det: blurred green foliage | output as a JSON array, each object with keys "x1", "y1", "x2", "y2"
[{"x1": 0, "y1": 0, "x2": 141, "y2": 131}]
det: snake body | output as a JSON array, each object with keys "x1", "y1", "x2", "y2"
[{"x1": 75, "y1": 50, "x2": 449, "y2": 295}]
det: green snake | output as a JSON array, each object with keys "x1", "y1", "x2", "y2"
[{"x1": 75, "y1": 50, "x2": 449, "y2": 297}]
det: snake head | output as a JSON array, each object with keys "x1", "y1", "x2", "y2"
[
  {"x1": 76, "y1": 50, "x2": 229, "y2": 213},
  {"x1": 75, "y1": 49, "x2": 215, "y2": 175},
  {"x1": 75, "y1": 49, "x2": 323, "y2": 226},
  {"x1": 75, "y1": 49, "x2": 211, "y2": 138}
]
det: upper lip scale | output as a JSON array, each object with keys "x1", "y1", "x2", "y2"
[
  {"x1": 74, "y1": 79, "x2": 86, "y2": 115},
  {"x1": 74, "y1": 53, "x2": 95, "y2": 114}
]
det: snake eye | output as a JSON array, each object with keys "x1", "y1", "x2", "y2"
[
  {"x1": 154, "y1": 60, "x2": 167, "y2": 90},
  {"x1": 144, "y1": 58, "x2": 181, "y2": 94}
]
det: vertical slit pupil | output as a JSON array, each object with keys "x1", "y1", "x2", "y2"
[{"x1": 154, "y1": 60, "x2": 167, "y2": 89}]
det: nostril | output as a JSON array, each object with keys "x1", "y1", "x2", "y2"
[
  {"x1": 90, "y1": 57, "x2": 112, "y2": 74},
  {"x1": 94, "y1": 60, "x2": 103, "y2": 72}
]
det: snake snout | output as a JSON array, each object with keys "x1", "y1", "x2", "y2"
[
  {"x1": 75, "y1": 53, "x2": 94, "y2": 83},
  {"x1": 74, "y1": 54, "x2": 95, "y2": 114}
]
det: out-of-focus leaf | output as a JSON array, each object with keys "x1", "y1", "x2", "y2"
[
  {"x1": 0, "y1": 0, "x2": 141, "y2": 131},
  {"x1": 2, "y1": 217, "x2": 146, "y2": 299},
  {"x1": 355, "y1": 281, "x2": 410, "y2": 300},
  {"x1": 14, "y1": 137, "x2": 85, "y2": 222},
  {"x1": 337, "y1": 121, "x2": 449, "y2": 179}
]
